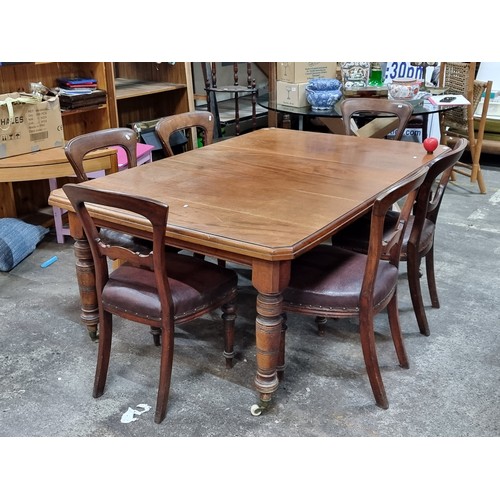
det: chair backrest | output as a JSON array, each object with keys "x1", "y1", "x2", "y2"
[
  {"x1": 64, "y1": 128, "x2": 138, "y2": 183},
  {"x1": 155, "y1": 111, "x2": 215, "y2": 157},
  {"x1": 62, "y1": 183, "x2": 173, "y2": 314},
  {"x1": 365, "y1": 166, "x2": 428, "y2": 296},
  {"x1": 408, "y1": 138, "x2": 467, "y2": 249},
  {"x1": 438, "y1": 62, "x2": 493, "y2": 134},
  {"x1": 438, "y1": 63, "x2": 476, "y2": 129},
  {"x1": 340, "y1": 98, "x2": 414, "y2": 140}
]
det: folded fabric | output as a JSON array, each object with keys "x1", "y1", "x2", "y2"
[{"x1": 0, "y1": 218, "x2": 49, "y2": 272}]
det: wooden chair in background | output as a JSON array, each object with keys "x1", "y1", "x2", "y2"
[
  {"x1": 64, "y1": 128, "x2": 138, "y2": 183},
  {"x1": 340, "y1": 98, "x2": 413, "y2": 140},
  {"x1": 51, "y1": 128, "x2": 143, "y2": 244},
  {"x1": 155, "y1": 111, "x2": 215, "y2": 157},
  {"x1": 438, "y1": 62, "x2": 493, "y2": 194},
  {"x1": 201, "y1": 63, "x2": 258, "y2": 138},
  {"x1": 155, "y1": 110, "x2": 225, "y2": 267}
]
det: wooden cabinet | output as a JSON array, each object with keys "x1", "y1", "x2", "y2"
[{"x1": 109, "y1": 62, "x2": 194, "y2": 127}]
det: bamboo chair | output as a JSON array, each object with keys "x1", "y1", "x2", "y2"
[{"x1": 438, "y1": 62, "x2": 493, "y2": 194}]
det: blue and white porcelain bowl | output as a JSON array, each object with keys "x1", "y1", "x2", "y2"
[
  {"x1": 306, "y1": 88, "x2": 342, "y2": 110},
  {"x1": 307, "y1": 78, "x2": 342, "y2": 91}
]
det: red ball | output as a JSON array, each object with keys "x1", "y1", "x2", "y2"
[{"x1": 423, "y1": 137, "x2": 439, "y2": 153}]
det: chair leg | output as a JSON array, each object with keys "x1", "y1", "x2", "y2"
[
  {"x1": 359, "y1": 312, "x2": 389, "y2": 409},
  {"x1": 154, "y1": 323, "x2": 175, "y2": 424},
  {"x1": 150, "y1": 327, "x2": 161, "y2": 347},
  {"x1": 387, "y1": 294, "x2": 409, "y2": 368},
  {"x1": 425, "y1": 245, "x2": 440, "y2": 310},
  {"x1": 315, "y1": 316, "x2": 327, "y2": 336},
  {"x1": 222, "y1": 301, "x2": 237, "y2": 369},
  {"x1": 93, "y1": 311, "x2": 113, "y2": 398},
  {"x1": 408, "y1": 249, "x2": 431, "y2": 336},
  {"x1": 52, "y1": 207, "x2": 66, "y2": 244},
  {"x1": 472, "y1": 163, "x2": 487, "y2": 194},
  {"x1": 49, "y1": 178, "x2": 68, "y2": 244}
]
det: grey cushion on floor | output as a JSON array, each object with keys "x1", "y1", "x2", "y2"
[{"x1": 0, "y1": 218, "x2": 49, "y2": 272}]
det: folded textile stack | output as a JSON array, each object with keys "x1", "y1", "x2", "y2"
[{"x1": 56, "y1": 77, "x2": 98, "y2": 89}]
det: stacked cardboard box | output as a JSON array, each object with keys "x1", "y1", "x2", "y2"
[{"x1": 275, "y1": 63, "x2": 337, "y2": 108}]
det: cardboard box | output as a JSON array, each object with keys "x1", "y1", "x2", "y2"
[
  {"x1": 0, "y1": 93, "x2": 64, "y2": 159},
  {"x1": 276, "y1": 81, "x2": 309, "y2": 108},
  {"x1": 277, "y1": 62, "x2": 337, "y2": 83}
]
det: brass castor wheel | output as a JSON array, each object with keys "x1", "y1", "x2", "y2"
[
  {"x1": 250, "y1": 398, "x2": 270, "y2": 416},
  {"x1": 250, "y1": 404, "x2": 263, "y2": 416}
]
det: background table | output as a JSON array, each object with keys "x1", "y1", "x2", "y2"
[
  {"x1": 258, "y1": 93, "x2": 459, "y2": 139},
  {"x1": 0, "y1": 147, "x2": 117, "y2": 219}
]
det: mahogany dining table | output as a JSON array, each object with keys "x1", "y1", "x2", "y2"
[{"x1": 48, "y1": 127, "x2": 448, "y2": 413}]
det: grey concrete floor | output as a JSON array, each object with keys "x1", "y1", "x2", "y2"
[{"x1": 1, "y1": 157, "x2": 499, "y2": 497}]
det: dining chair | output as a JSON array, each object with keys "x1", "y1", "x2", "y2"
[
  {"x1": 438, "y1": 62, "x2": 493, "y2": 194},
  {"x1": 62, "y1": 183, "x2": 238, "y2": 424},
  {"x1": 155, "y1": 110, "x2": 226, "y2": 268},
  {"x1": 155, "y1": 111, "x2": 215, "y2": 157},
  {"x1": 280, "y1": 166, "x2": 428, "y2": 410},
  {"x1": 64, "y1": 128, "x2": 184, "y2": 344},
  {"x1": 201, "y1": 62, "x2": 258, "y2": 138},
  {"x1": 51, "y1": 128, "x2": 141, "y2": 244},
  {"x1": 330, "y1": 138, "x2": 467, "y2": 336},
  {"x1": 340, "y1": 98, "x2": 414, "y2": 140},
  {"x1": 65, "y1": 128, "x2": 138, "y2": 183},
  {"x1": 63, "y1": 128, "x2": 159, "y2": 252}
]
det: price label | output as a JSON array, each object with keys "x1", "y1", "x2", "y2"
[{"x1": 384, "y1": 62, "x2": 424, "y2": 83}]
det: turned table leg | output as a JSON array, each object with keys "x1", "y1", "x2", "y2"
[
  {"x1": 73, "y1": 236, "x2": 99, "y2": 340},
  {"x1": 253, "y1": 292, "x2": 282, "y2": 406},
  {"x1": 250, "y1": 260, "x2": 290, "y2": 415},
  {"x1": 69, "y1": 212, "x2": 99, "y2": 340}
]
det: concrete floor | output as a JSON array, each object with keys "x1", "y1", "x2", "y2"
[{"x1": 1, "y1": 156, "x2": 499, "y2": 496}]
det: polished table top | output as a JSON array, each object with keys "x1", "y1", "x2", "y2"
[
  {"x1": 49, "y1": 128, "x2": 447, "y2": 262},
  {"x1": 49, "y1": 128, "x2": 448, "y2": 409}
]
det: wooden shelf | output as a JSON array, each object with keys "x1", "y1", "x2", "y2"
[
  {"x1": 60, "y1": 104, "x2": 108, "y2": 116},
  {"x1": 110, "y1": 63, "x2": 194, "y2": 127},
  {"x1": 114, "y1": 78, "x2": 186, "y2": 100}
]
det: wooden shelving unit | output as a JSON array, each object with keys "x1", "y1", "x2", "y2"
[
  {"x1": 0, "y1": 61, "x2": 194, "y2": 219},
  {"x1": 109, "y1": 62, "x2": 194, "y2": 127},
  {"x1": 0, "y1": 62, "x2": 115, "y2": 140},
  {"x1": 0, "y1": 62, "x2": 115, "y2": 218}
]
